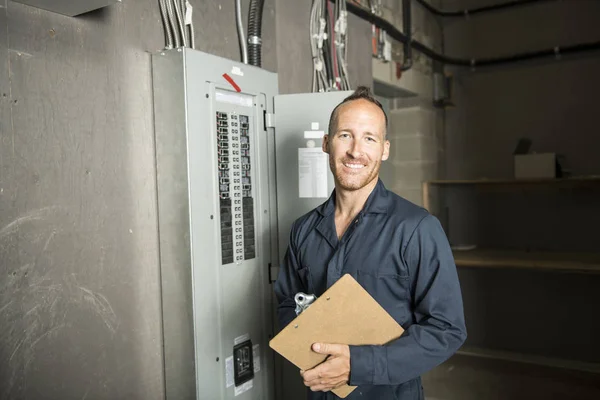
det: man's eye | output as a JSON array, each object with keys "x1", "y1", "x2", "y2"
[{"x1": 366, "y1": 137, "x2": 376, "y2": 142}]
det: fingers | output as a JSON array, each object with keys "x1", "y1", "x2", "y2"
[
  {"x1": 302, "y1": 359, "x2": 349, "y2": 392},
  {"x1": 301, "y1": 356, "x2": 347, "y2": 382},
  {"x1": 301, "y1": 359, "x2": 342, "y2": 382},
  {"x1": 312, "y1": 343, "x2": 348, "y2": 356},
  {"x1": 306, "y1": 375, "x2": 348, "y2": 392}
]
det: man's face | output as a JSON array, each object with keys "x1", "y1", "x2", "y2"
[{"x1": 323, "y1": 99, "x2": 390, "y2": 192}]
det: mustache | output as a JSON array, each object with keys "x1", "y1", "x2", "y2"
[{"x1": 338, "y1": 158, "x2": 368, "y2": 165}]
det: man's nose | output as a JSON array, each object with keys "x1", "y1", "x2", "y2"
[{"x1": 347, "y1": 141, "x2": 363, "y2": 158}]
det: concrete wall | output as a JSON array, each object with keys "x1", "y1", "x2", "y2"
[
  {"x1": 0, "y1": 1, "x2": 372, "y2": 399},
  {"x1": 442, "y1": 0, "x2": 600, "y2": 362}
]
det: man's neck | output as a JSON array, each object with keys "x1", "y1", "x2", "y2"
[{"x1": 334, "y1": 178, "x2": 379, "y2": 221}]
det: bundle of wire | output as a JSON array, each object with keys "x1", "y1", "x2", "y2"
[
  {"x1": 310, "y1": 0, "x2": 351, "y2": 92},
  {"x1": 158, "y1": 0, "x2": 196, "y2": 49}
]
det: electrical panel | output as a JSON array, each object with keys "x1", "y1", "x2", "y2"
[
  {"x1": 11, "y1": 0, "x2": 120, "y2": 16},
  {"x1": 152, "y1": 48, "x2": 277, "y2": 400}
]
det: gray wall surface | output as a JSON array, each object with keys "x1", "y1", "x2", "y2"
[
  {"x1": 442, "y1": 0, "x2": 600, "y2": 362},
  {"x1": 0, "y1": 0, "x2": 373, "y2": 399}
]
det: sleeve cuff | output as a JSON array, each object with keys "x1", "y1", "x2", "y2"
[{"x1": 348, "y1": 345, "x2": 374, "y2": 386}]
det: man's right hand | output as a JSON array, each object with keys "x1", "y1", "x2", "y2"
[{"x1": 301, "y1": 343, "x2": 351, "y2": 392}]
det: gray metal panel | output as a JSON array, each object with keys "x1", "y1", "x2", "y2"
[
  {"x1": 185, "y1": 49, "x2": 277, "y2": 400},
  {"x1": 11, "y1": 0, "x2": 120, "y2": 16},
  {"x1": 153, "y1": 48, "x2": 278, "y2": 400},
  {"x1": 273, "y1": 91, "x2": 351, "y2": 261}
]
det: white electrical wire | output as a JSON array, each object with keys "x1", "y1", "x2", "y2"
[
  {"x1": 333, "y1": 0, "x2": 350, "y2": 90},
  {"x1": 310, "y1": 0, "x2": 332, "y2": 92},
  {"x1": 235, "y1": 0, "x2": 249, "y2": 64}
]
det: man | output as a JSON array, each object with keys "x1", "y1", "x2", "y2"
[{"x1": 274, "y1": 86, "x2": 466, "y2": 400}]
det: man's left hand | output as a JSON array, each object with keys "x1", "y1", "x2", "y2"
[{"x1": 301, "y1": 343, "x2": 351, "y2": 392}]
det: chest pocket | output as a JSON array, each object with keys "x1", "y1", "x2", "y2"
[{"x1": 355, "y1": 269, "x2": 410, "y2": 326}]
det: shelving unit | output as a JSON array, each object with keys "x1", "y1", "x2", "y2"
[
  {"x1": 423, "y1": 176, "x2": 600, "y2": 369},
  {"x1": 422, "y1": 176, "x2": 600, "y2": 274},
  {"x1": 422, "y1": 176, "x2": 600, "y2": 211},
  {"x1": 452, "y1": 249, "x2": 600, "y2": 274}
]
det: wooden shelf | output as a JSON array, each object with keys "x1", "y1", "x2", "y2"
[
  {"x1": 453, "y1": 249, "x2": 600, "y2": 274},
  {"x1": 457, "y1": 346, "x2": 600, "y2": 375},
  {"x1": 421, "y1": 176, "x2": 600, "y2": 211},
  {"x1": 425, "y1": 176, "x2": 600, "y2": 186}
]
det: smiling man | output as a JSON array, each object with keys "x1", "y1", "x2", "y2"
[{"x1": 274, "y1": 87, "x2": 467, "y2": 400}]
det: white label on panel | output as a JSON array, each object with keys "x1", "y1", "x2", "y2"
[
  {"x1": 234, "y1": 333, "x2": 251, "y2": 345},
  {"x1": 215, "y1": 89, "x2": 253, "y2": 107},
  {"x1": 304, "y1": 130, "x2": 325, "y2": 139},
  {"x1": 234, "y1": 380, "x2": 253, "y2": 396},
  {"x1": 253, "y1": 344, "x2": 260, "y2": 373},
  {"x1": 299, "y1": 148, "x2": 329, "y2": 198},
  {"x1": 225, "y1": 356, "x2": 234, "y2": 388},
  {"x1": 311, "y1": 122, "x2": 319, "y2": 130}
]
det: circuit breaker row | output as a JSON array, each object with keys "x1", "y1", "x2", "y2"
[
  {"x1": 239, "y1": 115, "x2": 256, "y2": 260},
  {"x1": 217, "y1": 111, "x2": 255, "y2": 265}
]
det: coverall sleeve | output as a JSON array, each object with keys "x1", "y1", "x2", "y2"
[
  {"x1": 273, "y1": 223, "x2": 305, "y2": 329},
  {"x1": 348, "y1": 214, "x2": 467, "y2": 386}
]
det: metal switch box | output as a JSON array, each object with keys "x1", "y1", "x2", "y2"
[{"x1": 233, "y1": 340, "x2": 255, "y2": 387}]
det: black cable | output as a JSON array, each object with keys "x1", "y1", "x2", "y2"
[
  {"x1": 401, "y1": 0, "x2": 412, "y2": 71},
  {"x1": 248, "y1": 0, "x2": 265, "y2": 67},
  {"x1": 415, "y1": 0, "x2": 558, "y2": 18},
  {"x1": 323, "y1": 2, "x2": 335, "y2": 84},
  {"x1": 343, "y1": 0, "x2": 600, "y2": 68}
]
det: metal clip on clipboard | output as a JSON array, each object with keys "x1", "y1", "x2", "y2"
[{"x1": 294, "y1": 292, "x2": 317, "y2": 315}]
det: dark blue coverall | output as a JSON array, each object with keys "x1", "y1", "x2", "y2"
[{"x1": 274, "y1": 179, "x2": 467, "y2": 400}]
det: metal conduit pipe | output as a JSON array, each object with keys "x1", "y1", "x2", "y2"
[
  {"x1": 247, "y1": 0, "x2": 266, "y2": 67},
  {"x1": 235, "y1": 0, "x2": 248, "y2": 64}
]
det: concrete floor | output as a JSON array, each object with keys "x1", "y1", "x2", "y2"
[{"x1": 422, "y1": 354, "x2": 600, "y2": 400}]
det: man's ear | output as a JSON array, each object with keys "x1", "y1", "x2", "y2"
[
  {"x1": 322, "y1": 134, "x2": 329, "y2": 154},
  {"x1": 382, "y1": 139, "x2": 390, "y2": 161}
]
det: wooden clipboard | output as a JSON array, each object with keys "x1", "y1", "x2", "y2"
[{"x1": 269, "y1": 274, "x2": 404, "y2": 398}]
